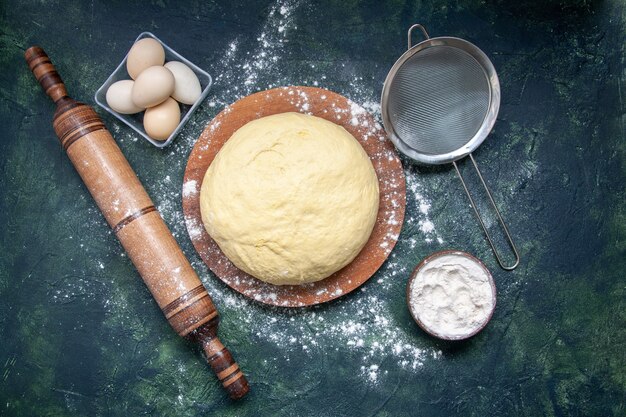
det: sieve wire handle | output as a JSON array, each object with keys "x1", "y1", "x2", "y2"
[
  {"x1": 408, "y1": 24, "x2": 430, "y2": 49},
  {"x1": 452, "y1": 154, "x2": 520, "y2": 270}
]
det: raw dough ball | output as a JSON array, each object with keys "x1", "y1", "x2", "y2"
[{"x1": 200, "y1": 112, "x2": 379, "y2": 285}]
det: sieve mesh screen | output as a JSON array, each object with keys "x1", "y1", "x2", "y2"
[{"x1": 387, "y1": 45, "x2": 491, "y2": 155}]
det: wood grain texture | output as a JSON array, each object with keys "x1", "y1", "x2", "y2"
[{"x1": 183, "y1": 86, "x2": 406, "y2": 307}]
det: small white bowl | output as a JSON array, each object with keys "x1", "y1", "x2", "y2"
[{"x1": 94, "y1": 32, "x2": 212, "y2": 148}]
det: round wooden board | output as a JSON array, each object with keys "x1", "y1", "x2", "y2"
[{"x1": 183, "y1": 86, "x2": 406, "y2": 307}]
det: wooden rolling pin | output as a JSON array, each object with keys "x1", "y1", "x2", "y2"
[{"x1": 25, "y1": 46, "x2": 249, "y2": 400}]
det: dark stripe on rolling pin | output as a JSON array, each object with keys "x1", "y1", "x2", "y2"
[
  {"x1": 30, "y1": 59, "x2": 51, "y2": 73},
  {"x1": 176, "y1": 311, "x2": 218, "y2": 337},
  {"x1": 26, "y1": 53, "x2": 48, "y2": 70},
  {"x1": 162, "y1": 285, "x2": 207, "y2": 316},
  {"x1": 211, "y1": 352, "x2": 238, "y2": 374},
  {"x1": 39, "y1": 72, "x2": 63, "y2": 89},
  {"x1": 62, "y1": 121, "x2": 106, "y2": 150},
  {"x1": 166, "y1": 294, "x2": 215, "y2": 324},
  {"x1": 112, "y1": 206, "x2": 157, "y2": 234},
  {"x1": 58, "y1": 113, "x2": 103, "y2": 141},
  {"x1": 222, "y1": 370, "x2": 244, "y2": 387},
  {"x1": 59, "y1": 113, "x2": 104, "y2": 143}
]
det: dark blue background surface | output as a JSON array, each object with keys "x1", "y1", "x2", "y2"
[{"x1": 1, "y1": 0, "x2": 625, "y2": 415}]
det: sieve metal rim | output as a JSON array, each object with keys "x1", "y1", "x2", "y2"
[{"x1": 381, "y1": 36, "x2": 501, "y2": 165}]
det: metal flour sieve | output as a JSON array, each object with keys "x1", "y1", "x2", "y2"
[{"x1": 381, "y1": 24, "x2": 520, "y2": 270}]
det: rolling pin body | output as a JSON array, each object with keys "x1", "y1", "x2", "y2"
[{"x1": 25, "y1": 46, "x2": 248, "y2": 399}]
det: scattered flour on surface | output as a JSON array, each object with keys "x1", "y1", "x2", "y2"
[
  {"x1": 405, "y1": 173, "x2": 443, "y2": 245},
  {"x1": 85, "y1": 0, "x2": 450, "y2": 391}
]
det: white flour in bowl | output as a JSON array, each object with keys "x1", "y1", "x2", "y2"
[{"x1": 408, "y1": 252, "x2": 495, "y2": 339}]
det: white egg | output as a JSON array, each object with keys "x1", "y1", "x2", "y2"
[
  {"x1": 126, "y1": 38, "x2": 165, "y2": 79},
  {"x1": 144, "y1": 97, "x2": 180, "y2": 141},
  {"x1": 105, "y1": 80, "x2": 144, "y2": 114},
  {"x1": 164, "y1": 61, "x2": 202, "y2": 105},
  {"x1": 131, "y1": 66, "x2": 175, "y2": 108}
]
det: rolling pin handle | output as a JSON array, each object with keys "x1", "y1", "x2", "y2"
[
  {"x1": 24, "y1": 46, "x2": 68, "y2": 103},
  {"x1": 192, "y1": 323, "x2": 250, "y2": 400},
  {"x1": 204, "y1": 337, "x2": 250, "y2": 400}
]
